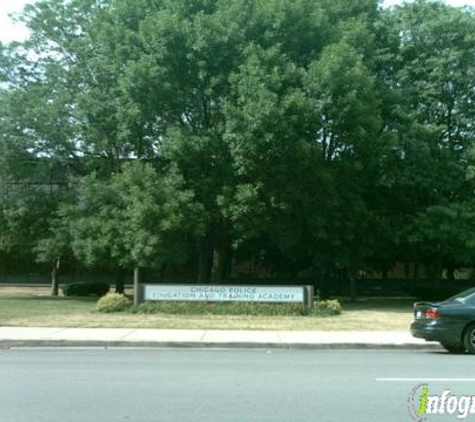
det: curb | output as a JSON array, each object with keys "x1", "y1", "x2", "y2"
[{"x1": 0, "y1": 340, "x2": 443, "y2": 350}]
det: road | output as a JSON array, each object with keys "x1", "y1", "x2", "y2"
[{"x1": 0, "y1": 348, "x2": 474, "y2": 422}]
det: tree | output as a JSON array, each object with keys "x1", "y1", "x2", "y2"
[
  {"x1": 0, "y1": 156, "x2": 71, "y2": 295},
  {"x1": 222, "y1": 44, "x2": 331, "y2": 277},
  {"x1": 376, "y1": 0, "x2": 475, "y2": 276},
  {"x1": 0, "y1": 0, "x2": 386, "y2": 285},
  {"x1": 409, "y1": 202, "x2": 475, "y2": 280},
  {"x1": 3, "y1": 0, "x2": 475, "y2": 291},
  {"x1": 35, "y1": 212, "x2": 72, "y2": 296},
  {"x1": 67, "y1": 162, "x2": 205, "y2": 296}
]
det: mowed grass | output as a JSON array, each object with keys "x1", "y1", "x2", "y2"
[{"x1": 0, "y1": 286, "x2": 414, "y2": 331}]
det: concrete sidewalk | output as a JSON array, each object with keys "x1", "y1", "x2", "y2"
[{"x1": 0, "y1": 327, "x2": 440, "y2": 349}]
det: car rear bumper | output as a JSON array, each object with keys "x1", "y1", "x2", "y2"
[{"x1": 411, "y1": 320, "x2": 462, "y2": 344}]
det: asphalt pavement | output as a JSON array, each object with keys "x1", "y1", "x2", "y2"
[{"x1": 0, "y1": 348, "x2": 473, "y2": 422}]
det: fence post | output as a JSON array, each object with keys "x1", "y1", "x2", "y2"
[
  {"x1": 306, "y1": 285, "x2": 314, "y2": 310},
  {"x1": 133, "y1": 267, "x2": 143, "y2": 307}
]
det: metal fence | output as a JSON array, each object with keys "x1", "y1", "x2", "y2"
[{"x1": 1, "y1": 272, "x2": 474, "y2": 299}]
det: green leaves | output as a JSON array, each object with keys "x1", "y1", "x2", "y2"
[
  {"x1": 374, "y1": 1, "x2": 475, "y2": 272},
  {"x1": 2, "y1": 0, "x2": 475, "y2": 283},
  {"x1": 68, "y1": 162, "x2": 205, "y2": 269},
  {"x1": 409, "y1": 202, "x2": 475, "y2": 266},
  {"x1": 307, "y1": 41, "x2": 381, "y2": 161}
]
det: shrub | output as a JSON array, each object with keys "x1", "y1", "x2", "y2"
[
  {"x1": 133, "y1": 301, "x2": 312, "y2": 316},
  {"x1": 313, "y1": 299, "x2": 342, "y2": 317},
  {"x1": 62, "y1": 281, "x2": 110, "y2": 297},
  {"x1": 97, "y1": 293, "x2": 131, "y2": 313}
]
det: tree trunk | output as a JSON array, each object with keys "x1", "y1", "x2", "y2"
[
  {"x1": 318, "y1": 264, "x2": 331, "y2": 300},
  {"x1": 213, "y1": 246, "x2": 228, "y2": 284},
  {"x1": 212, "y1": 220, "x2": 230, "y2": 284},
  {"x1": 414, "y1": 263, "x2": 420, "y2": 279},
  {"x1": 160, "y1": 263, "x2": 168, "y2": 279},
  {"x1": 51, "y1": 258, "x2": 60, "y2": 296},
  {"x1": 115, "y1": 269, "x2": 125, "y2": 294},
  {"x1": 288, "y1": 261, "x2": 298, "y2": 280},
  {"x1": 197, "y1": 232, "x2": 213, "y2": 284},
  {"x1": 348, "y1": 269, "x2": 357, "y2": 302},
  {"x1": 432, "y1": 262, "x2": 443, "y2": 297},
  {"x1": 446, "y1": 263, "x2": 455, "y2": 281}
]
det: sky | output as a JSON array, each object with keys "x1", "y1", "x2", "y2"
[
  {"x1": 1, "y1": 0, "x2": 475, "y2": 44},
  {"x1": 0, "y1": 0, "x2": 35, "y2": 44}
]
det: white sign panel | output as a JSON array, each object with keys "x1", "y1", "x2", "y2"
[{"x1": 143, "y1": 285, "x2": 305, "y2": 303}]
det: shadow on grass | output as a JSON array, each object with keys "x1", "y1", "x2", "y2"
[
  {"x1": 341, "y1": 298, "x2": 414, "y2": 314},
  {"x1": 1, "y1": 295, "x2": 98, "y2": 303}
]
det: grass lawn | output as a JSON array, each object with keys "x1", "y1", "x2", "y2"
[{"x1": 0, "y1": 286, "x2": 414, "y2": 331}]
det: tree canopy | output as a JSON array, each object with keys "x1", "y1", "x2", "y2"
[{"x1": 1, "y1": 0, "x2": 475, "y2": 290}]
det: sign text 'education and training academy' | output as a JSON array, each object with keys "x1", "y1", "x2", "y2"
[{"x1": 143, "y1": 285, "x2": 305, "y2": 303}]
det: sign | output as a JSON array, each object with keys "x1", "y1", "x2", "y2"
[{"x1": 143, "y1": 284, "x2": 306, "y2": 304}]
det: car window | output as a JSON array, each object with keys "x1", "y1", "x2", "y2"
[
  {"x1": 463, "y1": 293, "x2": 475, "y2": 304},
  {"x1": 447, "y1": 287, "x2": 475, "y2": 302}
]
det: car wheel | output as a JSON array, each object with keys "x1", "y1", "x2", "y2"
[
  {"x1": 440, "y1": 342, "x2": 466, "y2": 354},
  {"x1": 463, "y1": 324, "x2": 475, "y2": 354}
]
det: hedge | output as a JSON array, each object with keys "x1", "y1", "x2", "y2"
[{"x1": 62, "y1": 281, "x2": 110, "y2": 297}]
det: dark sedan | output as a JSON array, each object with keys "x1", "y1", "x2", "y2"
[{"x1": 411, "y1": 287, "x2": 475, "y2": 353}]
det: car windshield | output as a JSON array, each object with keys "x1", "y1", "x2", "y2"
[{"x1": 446, "y1": 287, "x2": 475, "y2": 302}]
